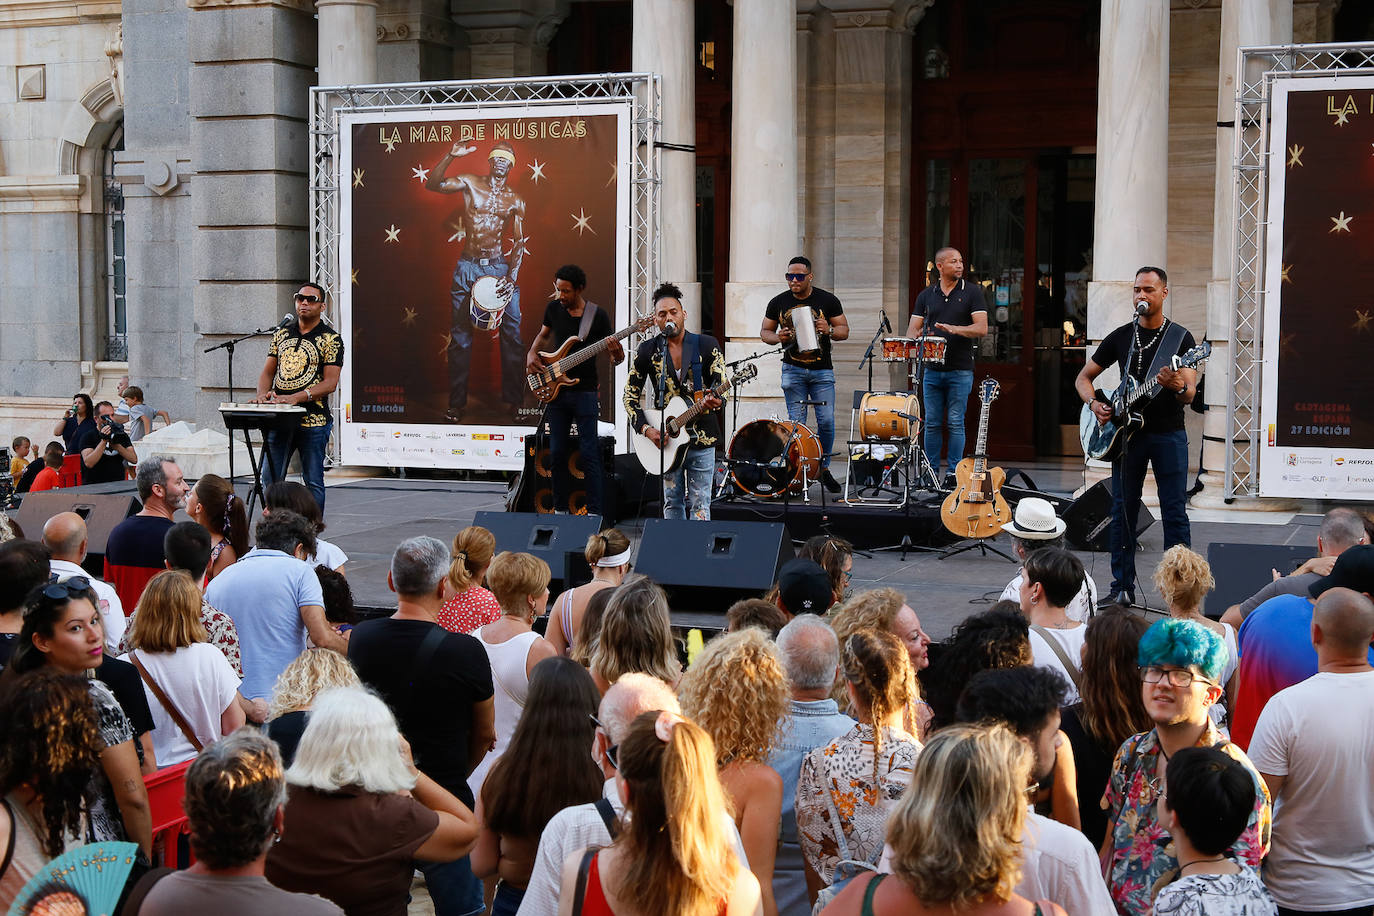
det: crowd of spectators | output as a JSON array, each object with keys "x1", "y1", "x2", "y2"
[{"x1": 1, "y1": 498, "x2": 1372, "y2": 916}]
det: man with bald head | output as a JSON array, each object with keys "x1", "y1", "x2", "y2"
[
  {"x1": 768, "y1": 616, "x2": 854, "y2": 916},
  {"x1": 1248, "y1": 587, "x2": 1374, "y2": 916},
  {"x1": 43, "y1": 511, "x2": 126, "y2": 651}
]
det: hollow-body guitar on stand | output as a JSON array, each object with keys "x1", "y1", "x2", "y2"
[
  {"x1": 632, "y1": 364, "x2": 757, "y2": 474},
  {"x1": 941, "y1": 378, "x2": 1010, "y2": 539},
  {"x1": 528, "y1": 315, "x2": 656, "y2": 403},
  {"x1": 1078, "y1": 341, "x2": 1211, "y2": 462}
]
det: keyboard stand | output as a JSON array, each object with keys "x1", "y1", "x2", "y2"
[{"x1": 219, "y1": 404, "x2": 305, "y2": 516}]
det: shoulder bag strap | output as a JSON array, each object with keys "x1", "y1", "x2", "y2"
[
  {"x1": 593, "y1": 797, "x2": 620, "y2": 839},
  {"x1": 571, "y1": 847, "x2": 598, "y2": 916},
  {"x1": 128, "y1": 651, "x2": 203, "y2": 752},
  {"x1": 820, "y1": 774, "x2": 855, "y2": 864},
  {"x1": 1029, "y1": 625, "x2": 1082, "y2": 694}
]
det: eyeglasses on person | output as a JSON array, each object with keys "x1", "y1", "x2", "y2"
[
  {"x1": 1139, "y1": 665, "x2": 1211, "y2": 689},
  {"x1": 588, "y1": 714, "x2": 619, "y2": 769}
]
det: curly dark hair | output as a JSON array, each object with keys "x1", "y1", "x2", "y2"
[
  {"x1": 0, "y1": 669, "x2": 103, "y2": 857},
  {"x1": 555, "y1": 264, "x2": 587, "y2": 291},
  {"x1": 254, "y1": 509, "x2": 317, "y2": 559},
  {"x1": 919, "y1": 601, "x2": 1032, "y2": 732},
  {"x1": 955, "y1": 666, "x2": 1068, "y2": 739},
  {"x1": 315, "y1": 564, "x2": 355, "y2": 625}
]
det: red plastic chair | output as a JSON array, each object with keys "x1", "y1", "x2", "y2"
[
  {"x1": 58, "y1": 454, "x2": 83, "y2": 488},
  {"x1": 144, "y1": 759, "x2": 196, "y2": 868}
]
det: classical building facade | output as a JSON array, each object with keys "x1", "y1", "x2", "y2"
[{"x1": 1, "y1": 0, "x2": 1368, "y2": 498}]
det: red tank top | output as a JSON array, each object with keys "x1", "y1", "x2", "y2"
[{"x1": 582, "y1": 853, "x2": 727, "y2": 916}]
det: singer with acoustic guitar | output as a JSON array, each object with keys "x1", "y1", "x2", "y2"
[
  {"x1": 525, "y1": 264, "x2": 624, "y2": 516},
  {"x1": 1075, "y1": 266, "x2": 1198, "y2": 607},
  {"x1": 623, "y1": 283, "x2": 727, "y2": 521}
]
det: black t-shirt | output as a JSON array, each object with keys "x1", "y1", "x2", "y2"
[
  {"x1": 347, "y1": 617, "x2": 494, "y2": 806},
  {"x1": 765, "y1": 287, "x2": 844, "y2": 370},
  {"x1": 77, "y1": 426, "x2": 132, "y2": 485},
  {"x1": 96, "y1": 655, "x2": 156, "y2": 740},
  {"x1": 541, "y1": 300, "x2": 614, "y2": 392},
  {"x1": 911, "y1": 279, "x2": 987, "y2": 372},
  {"x1": 15, "y1": 459, "x2": 45, "y2": 493},
  {"x1": 1091, "y1": 320, "x2": 1197, "y2": 433},
  {"x1": 61, "y1": 417, "x2": 97, "y2": 455},
  {"x1": 265, "y1": 709, "x2": 309, "y2": 768},
  {"x1": 106, "y1": 515, "x2": 174, "y2": 569}
]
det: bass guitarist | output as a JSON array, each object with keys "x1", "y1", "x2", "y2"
[
  {"x1": 624, "y1": 283, "x2": 725, "y2": 520},
  {"x1": 1075, "y1": 266, "x2": 1198, "y2": 607},
  {"x1": 526, "y1": 264, "x2": 624, "y2": 515}
]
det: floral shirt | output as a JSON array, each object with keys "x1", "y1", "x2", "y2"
[
  {"x1": 120, "y1": 595, "x2": 243, "y2": 678},
  {"x1": 1152, "y1": 865, "x2": 1277, "y2": 916},
  {"x1": 795, "y1": 723, "x2": 921, "y2": 886},
  {"x1": 1102, "y1": 725, "x2": 1271, "y2": 916},
  {"x1": 437, "y1": 586, "x2": 502, "y2": 635}
]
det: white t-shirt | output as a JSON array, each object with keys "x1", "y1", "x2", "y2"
[
  {"x1": 1027, "y1": 624, "x2": 1088, "y2": 704},
  {"x1": 1001, "y1": 574, "x2": 1098, "y2": 623},
  {"x1": 1246, "y1": 669, "x2": 1374, "y2": 909},
  {"x1": 312, "y1": 538, "x2": 347, "y2": 571},
  {"x1": 131, "y1": 643, "x2": 241, "y2": 767}
]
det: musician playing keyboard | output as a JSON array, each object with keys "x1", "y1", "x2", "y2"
[{"x1": 253, "y1": 282, "x2": 344, "y2": 514}]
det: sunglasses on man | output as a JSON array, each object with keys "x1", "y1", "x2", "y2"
[{"x1": 294, "y1": 293, "x2": 323, "y2": 304}]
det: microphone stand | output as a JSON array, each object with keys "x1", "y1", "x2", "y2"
[
  {"x1": 204, "y1": 323, "x2": 283, "y2": 486},
  {"x1": 718, "y1": 347, "x2": 782, "y2": 503},
  {"x1": 656, "y1": 329, "x2": 671, "y2": 518}
]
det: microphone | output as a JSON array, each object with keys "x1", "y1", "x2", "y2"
[
  {"x1": 278, "y1": 313, "x2": 297, "y2": 329},
  {"x1": 1134, "y1": 300, "x2": 1149, "y2": 317},
  {"x1": 661, "y1": 320, "x2": 679, "y2": 338},
  {"x1": 880, "y1": 309, "x2": 892, "y2": 333}
]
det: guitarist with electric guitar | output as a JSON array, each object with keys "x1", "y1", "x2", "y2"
[
  {"x1": 1075, "y1": 266, "x2": 1202, "y2": 607},
  {"x1": 623, "y1": 283, "x2": 731, "y2": 521},
  {"x1": 524, "y1": 264, "x2": 627, "y2": 517}
]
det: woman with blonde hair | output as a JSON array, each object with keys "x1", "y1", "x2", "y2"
[
  {"x1": 796, "y1": 629, "x2": 920, "y2": 902},
  {"x1": 679, "y1": 628, "x2": 790, "y2": 916},
  {"x1": 1153, "y1": 545, "x2": 1237, "y2": 716},
  {"x1": 126, "y1": 569, "x2": 246, "y2": 766},
  {"x1": 185, "y1": 473, "x2": 249, "y2": 583},
  {"x1": 588, "y1": 574, "x2": 681, "y2": 693},
  {"x1": 266, "y1": 686, "x2": 479, "y2": 916},
  {"x1": 438, "y1": 525, "x2": 501, "y2": 633},
  {"x1": 828, "y1": 588, "x2": 932, "y2": 737},
  {"x1": 264, "y1": 646, "x2": 363, "y2": 767},
  {"x1": 556, "y1": 711, "x2": 762, "y2": 916},
  {"x1": 546, "y1": 528, "x2": 632, "y2": 657},
  {"x1": 820, "y1": 724, "x2": 1067, "y2": 916},
  {"x1": 468, "y1": 551, "x2": 557, "y2": 795}
]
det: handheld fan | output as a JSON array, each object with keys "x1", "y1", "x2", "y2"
[{"x1": 7, "y1": 841, "x2": 137, "y2": 916}]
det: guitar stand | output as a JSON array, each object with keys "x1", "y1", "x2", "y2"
[{"x1": 937, "y1": 534, "x2": 1016, "y2": 563}]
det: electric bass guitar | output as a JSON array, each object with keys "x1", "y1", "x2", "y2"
[
  {"x1": 632, "y1": 364, "x2": 757, "y2": 474},
  {"x1": 1078, "y1": 341, "x2": 1211, "y2": 462},
  {"x1": 941, "y1": 377, "x2": 1011, "y2": 539},
  {"x1": 528, "y1": 314, "x2": 657, "y2": 403}
]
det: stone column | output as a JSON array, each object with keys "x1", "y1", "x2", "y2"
[
  {"x1": 1192, "y1": 0, "x2": 1293, "y2": 509},
  {"x1": 633, "y1": 0, "x2": 700, "y2": 330},
  {"x1": 317, "y1": 0, "x2": 378, "y2": 85},
  {"x1": 724, "y1": 0, "x2": 799, "y2": 428},
  {"x1": 452, "y1": 3, "x2": 566, "y2": 79},
  {"x1": 1081, "y1": 0, "x2": 1169, "y2": 491}
]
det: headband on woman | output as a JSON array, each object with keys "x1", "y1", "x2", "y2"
[{"x1": 597, "y1": 548, "x2": 632, "y2": 568}]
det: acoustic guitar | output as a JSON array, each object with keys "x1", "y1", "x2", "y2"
[
  {"x1": 632, "y1": 364, "x2": 757, "y2": 474},
  {"x1": 941, "y1": 377, "x2": 1011, "y2": 539},
  {"x1": 1078, "y1": 341, "x2": 1211, "y2": 462},
  {"x1": 527, "y1": 314, "x2": 656, "y2": 403}
]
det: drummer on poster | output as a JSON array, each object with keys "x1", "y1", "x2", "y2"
[
  {"x1": 908, "y1": 246, "x2": 988, "y2": 484},
  {"x1": 760, "y1": 256, "x2": 849, "y2": 495}
]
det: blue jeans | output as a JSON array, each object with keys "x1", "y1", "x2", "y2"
[
  {"x1": 415, "y1": 854, "x2": 484, "y2": 916},
  {"x1": 779, "y1": 363, "x2": 835, "y2": 468},
  {"x1": 448, "y1": 257, "x2": 523, "y2": 411},
  {"x1": 921, "y1": 368, "x2": 974, "y2": 476},
  {"x1": 263, "y1": 414, "x2": 332, "y2": 514},
  {"x1": 546, "y1": 389, "x2": 603, "y2": 515},
  {"x1": 490, "y1": 882, "x2": 523, "y2": 916},
  {"x1": 664, "y1": 445, "x2": 714, "y2": 520},
  {"x1": 1110, "y1": 427, "x2": 1191, "y2": 595}
]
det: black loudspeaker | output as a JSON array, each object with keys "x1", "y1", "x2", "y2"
[
  {"x1": 14, "y1": 489, "x2": 142, "y2": 576},
  {"x1": 473, "y1": 510, "x2": 604, "y2": 593},
  {"x1": 1205, "y1": 542, "x2": 1313, "y2": 619},
  {"x1": 634, "y1": 519, "x2": 795, "y2": 613},
  {"x1": 1062, "y1": 480, "x2": 1154, "y2": 552},
  {"x1": 515, "y1": 423, "x2": 616, "y2": 522}
]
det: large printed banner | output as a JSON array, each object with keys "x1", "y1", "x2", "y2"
[
  {"x1": 338, "y1": 102, "x2": 633, "y2": 470},
  {"x1": 1259, "y1": 76, "x2": 1374, "y2": 499}
]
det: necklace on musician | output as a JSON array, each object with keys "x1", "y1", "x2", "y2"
[{"x1": 1133, "y1": 317, "x2": 1168, "y2": 376}]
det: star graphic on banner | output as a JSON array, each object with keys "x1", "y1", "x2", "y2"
[
  {"x1": 382, "y1": 135, "x2": 399, "y2": 153},
  {"x1": 1279, "y1": 332, "x2": 1297, "y2": 357},
  {"x1": 1355, "y1": 309, "x2": 1373, "y2": 333},
  {"x1": 411, "y1": 165, "x2": 430, "y2": 183},
  {"x1": 1334, "y1": 109, "x2": 1350, "y2": 127},
  {"x1": 571, "y1": 208, "x2": 596, "y2": 236},
  {"x1": 351, "y1": 268, "x2": 359, "y2": 286},
  {"x1": 605, "y1": 160, "x2": 618, "y2": 189},
  {"x1": 1331, "y1": 211, "x2": 1353, "y2": 233},
  {"x1": 352, "y1": 168, "x2": 365, "y2": 188},
  {"x1": 438, "y1": 332, "x2": 452, "y2": 355},
  {"x1": 385, "y1": 224, "x2": 401, "y2": 243},
  {"x1": 401, "y1": 307, "x2": 418, "y2": 327},
  {"x1": 1281, "y1": 263, "x2": 1292, "y2": 284},
  {"x1": 528, "y1": 159, "x2": 546, "y2": 183},
  {"x1": 1287, "y1": 144, "x2": 1304, "y2": 168},
  {"x1": 550, "y1": 282, "x2": 561, "y2": 301}
]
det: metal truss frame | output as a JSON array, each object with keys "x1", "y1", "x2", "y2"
[
  {"x1": 308, "y1": 73, "x2": 662, "y2": 462},
  {"x1": 1227, "y1": 42, "x2": 1374, "y2": 499}
]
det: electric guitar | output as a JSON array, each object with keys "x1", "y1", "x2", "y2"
[
  {"x1": 941, "y1": 378, "x2": 1011, "y2": 539},
  {"x1": 527, "y1": 314, "x2": 657, "y2": 403},
  {"x1": 632, "y1": 364, "x2": 757, "y2": 474},
  {"x1": 1078, "y1": 341, "x2": 1211, "y2": 462}
]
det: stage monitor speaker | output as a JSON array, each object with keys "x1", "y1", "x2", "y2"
[
  {"x1": 473, "y1": 510, "x2": 604, "y2": 593},
  {"x1": 515, "y1": 425, "x2": 616, "y2": 522},
  {"x1": 13, "y1": 490, "x2": 141, "y2": 558},
  {"x1": 1205, "y1": 542, "x2": 1313, "y2": 620},
  {"x1": 1062, "y1": 480, "x2": 1153, "y2": 552},
  {"x1": 634, "y1": 519, "x2": 795, "y2": 613}
]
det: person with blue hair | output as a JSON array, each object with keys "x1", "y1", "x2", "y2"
[{"x1": 1100, "y1": 618, "x2": 1271, "y2": 916}]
